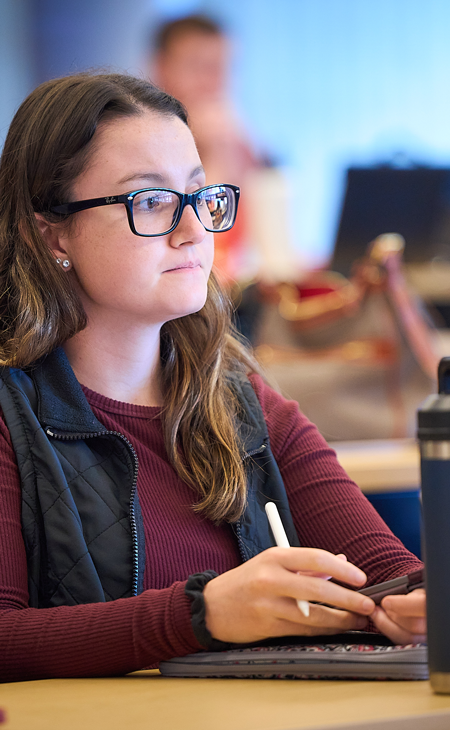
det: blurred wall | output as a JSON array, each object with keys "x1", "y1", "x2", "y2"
[
  {"x1": 31, "y1": 0, "x2": 155, "y2": 83},
  {"x1": 0, "y1": 0, "x2": 156, "y2": 151},
  {"x1": 3, "y1": 0, "x2": 450, "y2": 268},
  {"x1": 0, "y1": 0, "x2": 35, "y2": 150}
]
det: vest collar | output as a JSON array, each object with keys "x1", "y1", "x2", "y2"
[
  {"x1": 29, "y1": 347, "x2": 104, "y2": 434},
  {"x1": 28, "y1": 350, "x2": 268, "y2": 452}
]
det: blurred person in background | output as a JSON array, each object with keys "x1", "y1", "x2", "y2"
[{"x1": 151, "y1": 14, "x2": 257, "y2": 193}]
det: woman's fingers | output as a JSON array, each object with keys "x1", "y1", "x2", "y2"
[
  {"x1": 371, "y1": 590, "x2": 427, "y2": 644},
  {"x1": 273, "y1": 596, "x2": 369, "y2": 632},
  {"x1": 267, "y1": 604, "x2": 369, "y2": 638},
  {"x1": 300, "y1": 553, "x2": 347, "y2": 581},
  {"x1": 266, "y1": 547, "x2": 373, "y2": 616},
  {"x1": 271, "y1": 547, "x2": 367, "y2": 587},
  {"x1": 203, "y1": 546, "x2": 374, "y2": 643},
  {"x1": 381, "y1": 588, "x2": 426, "y2": 618},
  {"x1": 371, "y1": 606, "x2": 427, "y2": 645},
  {"x1": 276, "y1": 571, "x2": 375, "y2": 616}
]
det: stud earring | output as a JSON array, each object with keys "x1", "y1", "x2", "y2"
[
  {"x1": 62, "y1": 259, "x2": 70, "y2": 269},
  {"x1": 55, "y1": 258, "x2": 61, "y2": 264}
]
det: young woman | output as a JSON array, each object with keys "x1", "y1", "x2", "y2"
[{"x1": 0, "y1": 73, "x2": 424, "y2": 682}]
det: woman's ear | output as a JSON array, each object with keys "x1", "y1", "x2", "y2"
[{"x1": 34, "y1": 213, "x2": 69, "y2": 262}]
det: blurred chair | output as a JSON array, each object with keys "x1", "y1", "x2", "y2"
[{"x1": 255, "y1": 234, "x2": 439, "y2": 442}]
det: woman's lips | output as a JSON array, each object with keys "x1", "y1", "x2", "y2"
[{"x1": 164, "y1": 261, "x2": 201, "y2": 272}]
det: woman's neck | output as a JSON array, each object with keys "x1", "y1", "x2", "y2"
[{"x1": 63, "y1": 323, "x2": 164, "y2": 407}]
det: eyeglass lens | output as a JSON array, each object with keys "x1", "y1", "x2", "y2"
[{"x1": 131, "y1": 185, "x2": 236, "y2": 235}]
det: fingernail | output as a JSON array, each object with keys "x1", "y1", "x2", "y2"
[{"x1": 362, "y1": 598, "x2": 374, "y2": 612}]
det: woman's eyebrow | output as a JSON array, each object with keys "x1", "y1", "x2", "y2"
[
  {"x1": 116, "y1": 172, "x2": 166, "y2": 187},
  {"x1": 116, "y1": 166, "x2": 205, "y2": 189},
  {"x1": 189, "y1": 165, "x2": 205, "y2": 180}
]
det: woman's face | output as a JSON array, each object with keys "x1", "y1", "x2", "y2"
[{"x1": 52, "y1": 110, "x2": 214, "y2": 329}]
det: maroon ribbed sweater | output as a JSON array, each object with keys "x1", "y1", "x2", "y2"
[{"x1": 0, "y1": 374, "x2": 421, "y2": 681}]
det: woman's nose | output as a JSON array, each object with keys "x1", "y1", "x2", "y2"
[{"x1": 169, "y1": 204, "x2": 207, "y2": 246}]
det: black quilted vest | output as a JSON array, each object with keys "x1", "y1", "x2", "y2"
[{"x1": 0, "y1": 348, "x2": 299, "y2": 608}]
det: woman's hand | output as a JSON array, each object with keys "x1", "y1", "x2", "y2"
[
  {"x1": 370, "y1": 589, "x2": 427, "y2": 644},
  {"x1": 202, "y1": 547, "x2": 375, "y2": 644}
]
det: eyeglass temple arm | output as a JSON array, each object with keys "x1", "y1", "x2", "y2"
[{"x1": 51, "y1": 195, "x2": 127, "y2": 215}]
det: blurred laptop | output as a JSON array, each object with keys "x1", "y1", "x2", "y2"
[{"x1": 331, "y1": 164, "x2": 450, "y2": 278}]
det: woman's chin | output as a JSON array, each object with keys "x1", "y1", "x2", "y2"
[{"x1": 164, "y1": 293, "x2": 208, "y2": 322}]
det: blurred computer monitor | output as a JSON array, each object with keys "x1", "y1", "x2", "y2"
[{"x1": 331, "y1": 165, "x2": 450, "y2": 277}]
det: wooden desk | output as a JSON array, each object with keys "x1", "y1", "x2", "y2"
[{"x1": 3, "y1": 671, "x2": 450, "y2": 730}]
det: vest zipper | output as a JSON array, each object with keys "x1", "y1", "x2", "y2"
[
  {"x1": 235, "y1": 442, "x2": 267, "y2": 562},
  {"x1": 45, "y1": 427, "x2": 140, "y2": 596},
  {"x1": 243, "y1": 443, "x2": 267, "y2": 461}
]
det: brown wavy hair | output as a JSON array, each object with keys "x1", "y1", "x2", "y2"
[{"x1": 0, "y1": 72, "x2": 260, "y2": 523}]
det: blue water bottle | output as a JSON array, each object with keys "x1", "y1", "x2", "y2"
[{"x1": 418, "y1": 356, "x2": 450, "y2": 693}]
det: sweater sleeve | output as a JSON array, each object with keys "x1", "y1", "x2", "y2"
[
  {"x1": 0, "y1": 410, "x2": 203, "y2": 682},
  {"x1": 248, "y1": 373, "x2": 423, "y2": 585}
]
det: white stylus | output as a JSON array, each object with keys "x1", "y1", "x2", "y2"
[{"x1": 265, "y1": 501, "x2": 310, "y2": 618}]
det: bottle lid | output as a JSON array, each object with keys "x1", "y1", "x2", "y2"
[
  {"x1": 417, "y1": 357, "x2": 450, "y2": 440},
  {"x1": 418, "y1": 394, "x2": 450, "y2": 440},
  {"x1": 438, "y1": 357, "x2": 450, "y2": 396}
]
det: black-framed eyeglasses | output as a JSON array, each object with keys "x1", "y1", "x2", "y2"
[{"x1": 50, "y1": 183, "x2": 240, "y2": 237}]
